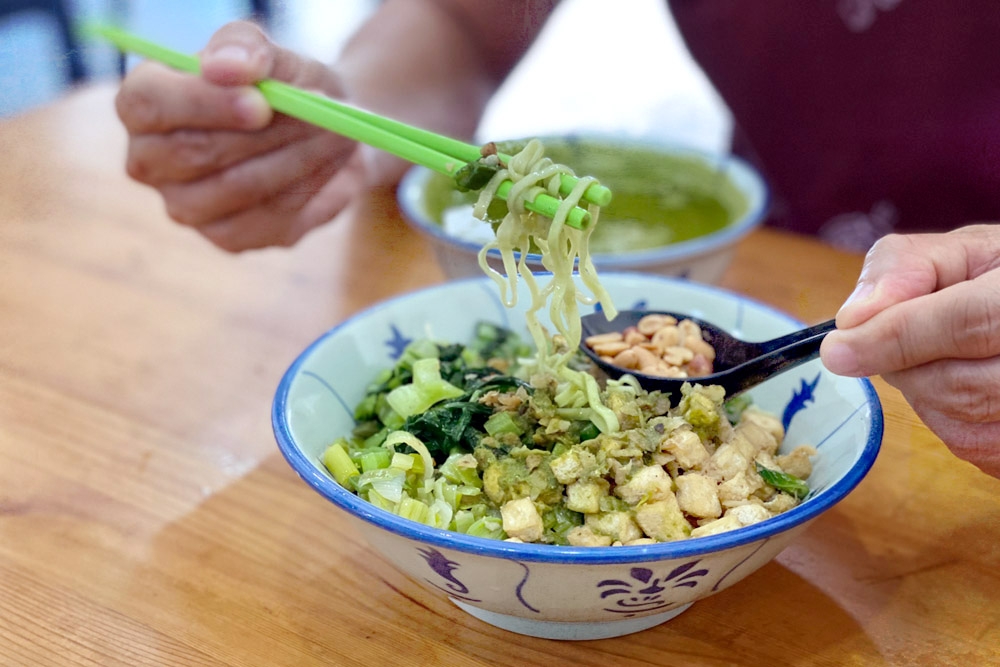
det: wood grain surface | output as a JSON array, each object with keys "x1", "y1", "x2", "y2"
[{"x1": 1, "y1": 85, "x2": 997, "y2": 667}]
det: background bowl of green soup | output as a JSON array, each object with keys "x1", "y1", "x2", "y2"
[
  {"x1": 273, "y1": 274, "x2": 882, "y2": 641},
  {"x1": 396, "y1": 136, "x2": 769, "y2": 283}
]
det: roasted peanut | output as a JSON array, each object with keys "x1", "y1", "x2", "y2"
[
  {"x1": 662, "y1": 345, "x2": 695, "y2": 367},
  {"x1": 636, "y1": 313, "x2": 678, "y2": 336},
  {"x1": 591, "y1": 340, "x2": 631, "y2": 357},
  {"x1": 585, "y1": 313, "x2": 718, "y2": 379},
  {"x1": 684, "y1": 336, "x2": 717, "y2": 361},
  {"x1": 611, "y1": 348, "x2": 640, "y2": 369},
  {"x1": 584, "y1": 332, "x2": 625, "y2": 347},
  {"x1": 623, "y1": 327, "x2": 648, "y2": 346},
  {"x1": 651, "y1": 325, "x2": 681, "y2": 349}
]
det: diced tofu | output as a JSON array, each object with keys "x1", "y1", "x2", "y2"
[
  {"x1": 585, "y1": 511, "x2": 643, "y2": 543},
  {"x1": 566, "y1": 525, "x2": 614, "y2": 547},
  {"x1": 565, "y1": 478, "x2": 608, "y2": 514},
  {"x1": 725, "y1": 503, "x2": 772, "y2": 527},
  {"x1": 549, "y1": 449, "x2": 584, "y2": 484},
  {"x1": 635, "y1": 496, "x2": 691, "y2": 542},
  {"x1": 690, "y1": 514, "x2": 742, "y2": 538},
  {"x1": 615, "y1": 465, "x2": 673, "y2": 505},
  {"x1": 660, "y1": 428, "x2": 710, "y2": 469},
  {"x1": 741, "y1": 408, "x2": 785, "y2": 444},
  {"x1": 718, "y1": 469, "x2": 764, "y2": 505},
  {"x1": 777, "y1": 445, "x2": 817, "y2": 480},
  {"x1": 735, "y1": 419, "x2": 780, "y2": 456},
  {"x1": 675, "y1": 473, "x2": 722, "y2": 519},
  {"x1": 754, "y1": 451, "x2": 780, "y2": 471},
  {"x1": 707, "y1": 442, "x2": 751, "y2": 481},
  {"x1": 763, "y1": 492, "x2": 799, "y2": 514},
  {"x1": 501, "y1": 497, "x2": 544, "y2": 542},
  {"x1": 549, "y1": 447, "x2": 597, "y2": 485}
]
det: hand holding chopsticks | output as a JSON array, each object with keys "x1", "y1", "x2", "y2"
[{"x1": 86, "y1": 24, "x2": 611, "y2": 230}]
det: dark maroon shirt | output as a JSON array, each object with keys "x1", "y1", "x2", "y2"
[{"x1": 667, "y1": 0, "x2": 1000, "y2": 250}]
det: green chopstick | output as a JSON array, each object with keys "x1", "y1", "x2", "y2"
[
  {"x1": 302, "y1": 93, "x2": 613, "y2": 209},
  {"x1": 85, "y1": 23, "x2": 610, "y2": 229}
]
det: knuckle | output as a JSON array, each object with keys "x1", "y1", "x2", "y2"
[
  {"x1": 115, "y1": 83, "x2": 162, "y2": 133},
  {"x1": 958, "y1": 288, "x2": 1000, "y2": 357},
  {"x1": 197, "y1": 221, "x2": 244, "y2": 252},
  {"x1": 124, "y1": 152, "x2": 151, "y2": 183},
  {"x1": 865, "y1": 232, "x2": 909, "y2": 260},
  {"x1": 896, "y1": 362, "x2": 1000, "y2": 425},
  {"x1": 163, "y1": 194, "x2": 207, "y2": 227},
  {"x1": 168, "y1": 130, "x2": 220, "y2": 174}
]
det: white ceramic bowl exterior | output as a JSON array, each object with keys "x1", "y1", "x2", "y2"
[
  {"x1": 273, "y1": 274, "x2": 882, "y2": 640},
  {"x1": 396, "y1": 141, "x2": 770, "y2": 284}
]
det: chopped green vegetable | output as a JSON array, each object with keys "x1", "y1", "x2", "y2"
[
  {"x1": 323, "y1": 440, "x2": 359, "y2": 487},
  {"x1": 484, "y1": 410, "x2": 523, "y2": 436},
  {"x1": 723, "y1": 393, "x2": 753, "y2": 424},
  {"x1": 402, "y1": 400, "x2": 493, "y2": 462},
  {"x1": 757, "y1": 464, "x2": 810, "y2": 499},
  {"x1": 359, "y1": 449, "x2": 392, "y2": 472},
  {"x1": 454, "y1": 160, "x2": 498, "y2": 192},
  {"x1": 386, "y1": 357, "x2": 464, "y2": 419}
]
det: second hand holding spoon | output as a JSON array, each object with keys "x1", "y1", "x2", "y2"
[{"x1": 579, "y1": 310, "x2": 837, "y2": 400}]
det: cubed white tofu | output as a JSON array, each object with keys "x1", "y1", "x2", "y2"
[
  {"x1": 615, "y1": 465, "x2": 673, "y2": 505},
  {"x1": 741, "y1": 407, "x2": 785, "y2": 444},
  {"x1": 585, "y1": 511, "x2": 643, "y2": 543},
  {"x1": 549, "y1": 447, "x2": 597, "y2": 485},
  {"x1": 690, "y1": 514, "x2": 742, "y2": 538},
  {"x1": 565, "y1": 478, "x2": 608, "y2": 514},
  {"x1": 566, "y1": 525, "x2": 614, "y2": 547},
  {"x1": 675, "y1": 473, "x2": 722, "y2": 519},
  {"x1": 718, "y1": 469, "x2": 764, "y2": 504},
  {"x1": 660, "y1": 428, "x2": 710, "y2": 469},
  {"x1": 708, "y1": 442, "x2": 751, "y2": 481},
  {"x1": 635, "y1": 496, "x2": 691, "y2": 542},
  {"x1": 725, "y1": 503, "x2": 772, "y2": 527},
  {"x1": 763, "y1": 493, "x2": 799, "y2": 514},
  {"x1": 549, "y1": 449, "x2": 584, "y2": 484},
  {"x1": 777, "y1": 445, "x2": 817, "y2": 480},
  {"x1": 501, "y1": 497, "x2": 544, "y2": 542},
  {"x1": 735, "y1": 419, "x2": 780, "y2": 456}
]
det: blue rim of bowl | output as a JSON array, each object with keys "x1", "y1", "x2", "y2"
[
  {"x1": 396, "y1": 138, "x2": 772, "y2": 268},
  {"x1": 272, "y1": 275, "x2": 883, "y2": 565}
]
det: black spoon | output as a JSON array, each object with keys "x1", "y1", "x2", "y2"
[{"x1": 580, "y1": 310, "x2": 837, "y2": 399}]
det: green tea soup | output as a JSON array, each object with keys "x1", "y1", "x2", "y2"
[{"x1": 421, "y1": 137, "x2": 751, "y2": 255}]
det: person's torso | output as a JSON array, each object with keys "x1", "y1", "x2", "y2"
[{"x1": 667, "y1": 0, "x2": 1000, "y2": 249}]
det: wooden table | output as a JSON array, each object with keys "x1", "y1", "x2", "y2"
[{"x1": 2, "y1": 84, "x2": 998, "y2": 667}]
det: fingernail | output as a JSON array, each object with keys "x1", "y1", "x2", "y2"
[
  {"x1": 210, "y1": 44, "x2": 250, "y2": 63},
  {"x1": 821, "y1": 339, "x2": 860, "y2": 376},
  {"x1": 234, "y1": 90, "x2": 270, "y2": 126}
]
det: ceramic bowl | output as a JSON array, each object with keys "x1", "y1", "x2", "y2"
[
  {"x1": 396, "y1": 137, "x2": 770, "y2": 284},
  {"x1": 272, "y1": 274, "x2": 882, "y2": 640}
]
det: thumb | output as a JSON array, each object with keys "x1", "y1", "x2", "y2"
[
  {"x1": 200, "y1": 20, "x2": 346, "y2": 96},
  {"x1": 199, "y1": 21, "x2": 275, "y2": 86},
  {"x1": 835, "y1": 226, "x2": 1000, "y2": 330}
]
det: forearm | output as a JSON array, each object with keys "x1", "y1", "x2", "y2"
[{"x1": 334, "y1": 0, "x2": 556, "y2": 184}]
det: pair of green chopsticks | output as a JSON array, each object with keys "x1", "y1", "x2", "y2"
[{"x1": 85, "y1": 24, "x2": 611, "y2": 229}]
